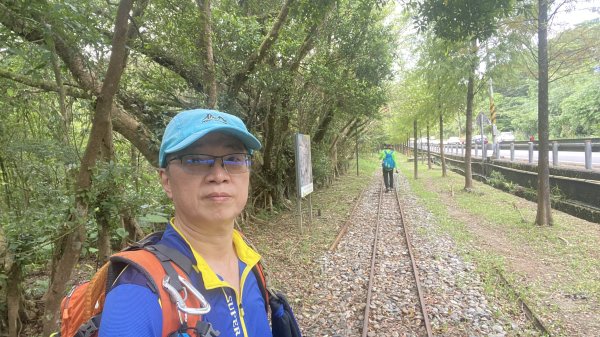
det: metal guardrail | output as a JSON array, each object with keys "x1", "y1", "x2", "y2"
[
  {"x1": 406, "y1": 144, "x2": 600, "y2": 223},
  {"x1": 420, "y1": 139, "x2": 599, "y2": 170}
]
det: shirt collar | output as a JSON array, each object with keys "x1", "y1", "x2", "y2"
[{"x1": 169, "y1": 218, "x2": 261, "y2": 289}]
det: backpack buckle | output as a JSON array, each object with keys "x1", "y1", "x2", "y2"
[
  {"x1": 196, "y1": 321, "x2": 220, "y2": 337},
  {"x1": 163, "y1": 275, "x2": 211, "y2": 316},
  {"x1": 74, "y1": 314, "x2": 102, "y2": 337}
]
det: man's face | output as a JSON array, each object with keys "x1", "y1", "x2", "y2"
[{"x1": 159, "y1": 132, "x2": 250, "y2": 227}]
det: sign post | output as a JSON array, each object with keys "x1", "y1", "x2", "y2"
[
  {"x1": 476, "y1": 112, "x2": 490, "y2": 160},
  {"x1": 295, "y1": 133, "x2": 313, "y2": 233}
]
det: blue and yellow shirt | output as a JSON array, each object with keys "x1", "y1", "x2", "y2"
[{"x1": 99, "y1": 222, "x2": 272, "y2": 337}]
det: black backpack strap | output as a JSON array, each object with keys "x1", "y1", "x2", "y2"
[
  {"x1": 144, "y1": 243, "x2": 196, "y2": 292},
  {"x1": 124, "y1": 231, "x2": 164, "y2": 250},
  {"x1": 150, "y1": 243, "x2": 194, "y2": 275}
]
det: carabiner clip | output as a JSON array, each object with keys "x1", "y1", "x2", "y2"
[{"x1": 163, "y1": 275, "x2": 211, "y2": 316}]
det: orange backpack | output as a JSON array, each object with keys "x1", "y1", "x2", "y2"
[{"x1": 54, "y1": 233, "x2": 269, "y2": 337}]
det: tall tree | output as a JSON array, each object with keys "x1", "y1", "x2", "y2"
[
  {"x1": 196, "y1": 0, "x2": 218, "y2": 108},
  {"x1": 41, "y1": 1, "x2": 135, "y2": 334},
  {"x1": 414, "y1": 119, "x2": 418, "y2": 179},
  {"x1": 535, "y1": 0, "x2": 552, "y2": 225},
  {"x1": 415, "y1": 34, "x2": 467, "y2": 178},
  {"x1": 502, "y1": 0, "x2": 595, "y2": 225},
  {"x1": 410, "y1": 0, "x2": 515, "y2": 190}
]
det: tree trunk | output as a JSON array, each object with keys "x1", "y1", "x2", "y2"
[
  {"x1": 328, "y1": 117, "x2": 357, "y2": 164},
  {"x1": 112, "y1": 108, "x2": 158, "y2": 166},
  {"x1": 330, "y1": 144, "x2": 338, "y2": 178},
  {"x1": 313, "y1": 107, "x2": 334, "y2": 144},
  {"x1": 426, "y1": 124, "x2": 432, "y2": 169},
  {"x1": 260, "y1": 100, "x2": 280, "y2": 207},
  {"x1": 419, "y1": 129, "x2": 424, "y2": 165},
  {"x1": 464, "y1": 70, "x2": 474, "y2": 190},
  {"x1": 42, "y1": 1, "x2": 134, "y2": 334},
  {"x1": 535, "y1": 0, "x2": 553, "y2": 226},
  {"x1": 439, "y1": 114, "x2": 447, "y2": 177},
  {"x1": 7, "y1": 260, "x2": 22, "y2": 337},
  {"x1": 464, "y1": 40, "x2": 478, "y2": 190},
  {"x1": 123, "y1": 146, "x2": 145, "y2": 244},
  {"x1": 97, "y1": 128, "x2": 116, "y2": 264},
  {"x1": 0, "y1": 154, "x2": 12, "y2": 211},
  {"x1": 42, "y1": 209, "x2": 87, "y2": 336},
  {"x1": 195, "y1": 0, "x2": 218, "y2": 108},
  {"x1": 97, "y1": 207, "x2": 112, "y2": 264},
  {"x1": 262, "y1": 102, "x2": 276, "y2": 172},
  {"x1": 122, "y1": 213, "x2": 145, "y2": 244},
  {"x1": 226, "y1": 0, "x2": 293, "y2": 102},
  {"x1": 48, "y1": 40, "x2": 71, "y2": 145},
  {"x1": 413, "y1": 119, "x2": 418, "y2": 179}
]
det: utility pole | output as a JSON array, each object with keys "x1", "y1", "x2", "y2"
[{"x1": 489, "y1": 78, "x2": 497, "y2": 156}]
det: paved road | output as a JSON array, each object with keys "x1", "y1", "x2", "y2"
[{"x1": 496, "y1": 150, "x2": 600, "y2": 167}]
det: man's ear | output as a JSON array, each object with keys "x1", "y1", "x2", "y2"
[{"x1": 159, "y1": 169, "x2": 173, "y2": 199}]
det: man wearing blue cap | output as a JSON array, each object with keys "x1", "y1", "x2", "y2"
[{"x1": 98, "y1": 109, "x2": 272, "y2": 337}]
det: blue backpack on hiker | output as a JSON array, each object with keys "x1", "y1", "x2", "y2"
[{"x1": 382, "y1": 150, "x2": 395, "y2": 171}]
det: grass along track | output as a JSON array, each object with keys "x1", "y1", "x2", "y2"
[{"x1": 397, "y1": 153, "x2": 600, "y2": 336}]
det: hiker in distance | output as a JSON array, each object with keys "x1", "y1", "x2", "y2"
[
  {"x1": 379, "y1": 143, "x2": 398, "y2": 192},
  {"x1": 98, "y1": 109, "x2": 298, "y2": 337}
]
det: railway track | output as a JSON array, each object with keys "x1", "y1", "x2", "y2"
[
  {"x1": 302, "y1": 173, "x2": 547, "y2": 337},
  {"x1": 324, "y1": 176, "x2": 432, "y2": 337},
  {"x1": 359, "y1": 181, "x2": 433, "y2": 337}
]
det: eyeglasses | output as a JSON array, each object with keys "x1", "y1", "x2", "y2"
[{"x1": 168, "y1": 153, "x2": 252, "y2": 174}]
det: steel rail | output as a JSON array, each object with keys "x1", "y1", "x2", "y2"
[
  {"x1": 494, "y1": 269, "x2": 552, "y2": 336},
  {"x1": 394, "y1": 186, "x2": 434, "y2": 337},
  {"x1": 360, "y1": 182, "x2": 383, "y2": 337}
]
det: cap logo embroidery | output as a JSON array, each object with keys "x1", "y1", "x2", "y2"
[{"x1": 202, "y1": 113, "x2": 228, "y2": 124}]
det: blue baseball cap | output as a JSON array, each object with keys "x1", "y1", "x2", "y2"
[{"x1": 159, "y1": 109, "x2": 262, "y2": 168}]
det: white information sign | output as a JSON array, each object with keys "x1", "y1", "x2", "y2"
[{"x1": 295, "y1": 133, "x2": 313, "y2": 198}]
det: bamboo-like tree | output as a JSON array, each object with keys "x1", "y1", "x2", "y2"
[{"x1": 415, "y1": 35, "x2": 467, "y2": 177}]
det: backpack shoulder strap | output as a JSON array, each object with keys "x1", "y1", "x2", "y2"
[
  {"x1": 123, "y1": 231, "x2": 164, "y2": 250},
  {"x1": 252, "y1": 262, "x2": 270, "y2": 313}
]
